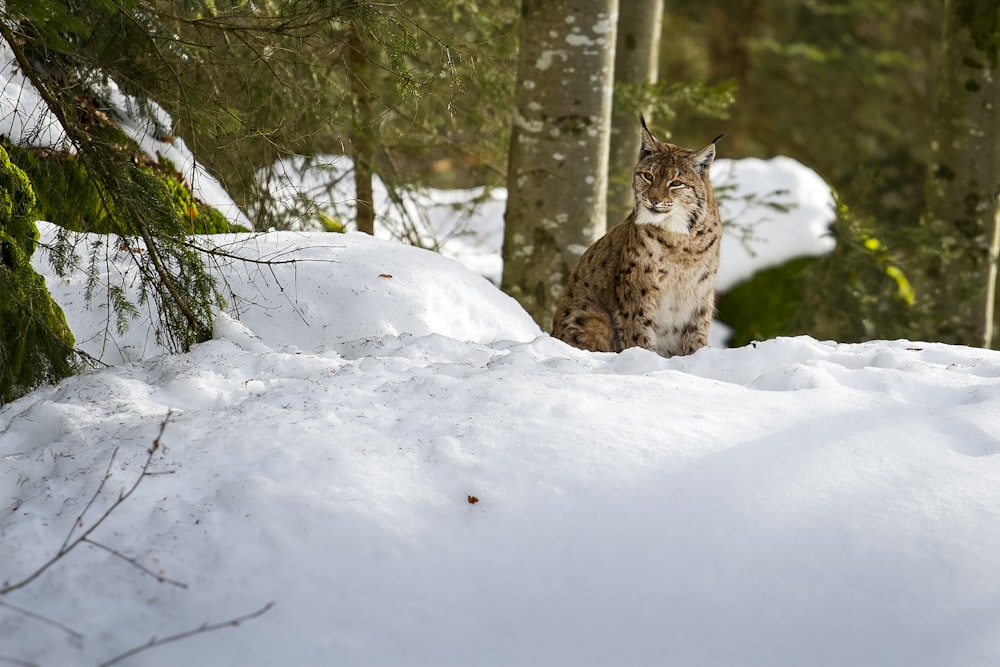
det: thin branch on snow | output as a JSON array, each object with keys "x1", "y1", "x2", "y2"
[
  {"x1": 97, "y1": 602, "x2": 276, "y2": 667},
  {"x1": 81, "y1": 538, "x2": 188, "y2": 589},
  {"x1": 0, "y1": 411, "x2": 172, "y2": 596},
  {"x1": 0, "y1": 599, "x2": 83, "y2": 639},
  {"x1": 59, "y1": 445, "x2": 122, "y2": 553}
]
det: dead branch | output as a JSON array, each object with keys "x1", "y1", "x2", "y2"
[
  {"x1": 82, "y1": 538, "x2": 188, "y2": 589},
  {"x1": 0, "y1": 599, "x2": 82, "y2": 640},
  {"x1": 98, "y1": 602, "x2": 276, "y2": 667},
  {"x1": 0, "y1": 411, "x2": 172, "y2": 596}
]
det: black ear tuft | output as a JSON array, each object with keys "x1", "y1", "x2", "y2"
[
  {"x1": 691, "y1": 143, "x2": 716, "y2": 176},
  {"x1": 711, "y1": 133, "x2": 725, "y2": 145},
  {"x1": 639, "y1": 114, "x2": 656, "y2": 158}
]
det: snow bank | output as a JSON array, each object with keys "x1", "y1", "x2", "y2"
[
  {"x1": 712, "y1": 156, "x2": 835, "y2": 291},
  {"x1": 34, "y1": 223, "x2": 541, "y2": 364},
  {"x1": 6, "y1": 221, "x2": 1000, "y2": 667}
]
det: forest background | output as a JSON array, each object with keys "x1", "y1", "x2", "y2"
[{"x1": 1, "y1": 0, "x2": 997, "y2": 402}]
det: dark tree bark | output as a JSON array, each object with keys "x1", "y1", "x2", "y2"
[
  {"x1": 916, "y1": 0, "x2": 1000, "y2": 347},
  {"x1": 347, "y1": 24, "x2": 376, "y2": 236}
]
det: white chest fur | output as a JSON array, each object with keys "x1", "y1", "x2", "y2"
[
  {"x1": 634, "y1": 206, "x2": 692, "y2": 235},
  {"x1": 641, "y1": 237, "x2": 712, "y2": 355}
]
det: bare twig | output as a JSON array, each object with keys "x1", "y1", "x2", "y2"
[
  {"x1": 0, "y1": 412, "x2": 172, "y2": 596},
  {"x1": 183, "y1": 235, "x2": 344, "y2": 265},
  {"x1": 98, "y1": 602, "x2": 276, "y2": 667},
  {"x1": 82, "y1": 538, "x2": 188, "y2": 589},
  {"x1": 59, "y1": 446, "x2": 120, "y2": 553},
  {"x1": 0, "y1": 599, "x2": 83, "y2": 639}
]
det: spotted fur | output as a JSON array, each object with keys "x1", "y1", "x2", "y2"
[{"x1": 551, "y1": 118, "x2": 722, "y2": 357}]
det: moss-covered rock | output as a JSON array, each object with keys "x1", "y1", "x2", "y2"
[
  {"x1": 0, "y1": 145, "x2": 77, "y2": 404},
  {"x1": 1, "y1": 140, "x2": 248, "y2": 235}
]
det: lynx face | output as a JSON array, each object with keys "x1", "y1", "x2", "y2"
[{"x1": 632, "y1": 128, "x2": 715, "y2": 235}]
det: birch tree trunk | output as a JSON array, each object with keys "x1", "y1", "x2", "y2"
[
  {"x1": 916, "y1": 0, "x2": 1000, "y2": 348},
  {"x1": 606, "y1": 0, "x2": 662, "y2": 229},
  {"x1": 502, "y1": 0, "x2": 618, "y2": 328}
]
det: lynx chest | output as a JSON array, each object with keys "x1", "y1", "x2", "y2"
[{"x1": 619, "y1": 224, "x2": 717, "y2": 355}]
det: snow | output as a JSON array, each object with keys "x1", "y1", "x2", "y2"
[
  {"x1": 5, "y1": 35, "x2": 1000, "y2": 667},
  {"x1": 5, "y1": 223, "x2": 1000, "y2": 666}
]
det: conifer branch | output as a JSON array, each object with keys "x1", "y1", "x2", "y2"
[{"x1": 0, "y1": 21, "x2": 211, "y2": 349}]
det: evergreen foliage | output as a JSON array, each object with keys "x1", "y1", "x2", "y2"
[
  {"x1": 0, "y1": 144, "x2": 76, "y2": 404},
  {"x1": 153, "y1": 0, "x2": 518, "y2": 232},
  {"x1": 790, "y1": 198, "x2": 915, "y2": 343},
  {"x1": 716, "y1": 257, "x2": 814, "y2": 347},
  {"x1": 0, "y1": 2, "x2": 228, "y2": 352}
]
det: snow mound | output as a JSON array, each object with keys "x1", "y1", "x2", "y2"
[
  {"x1": 33, "y1": 224, "x2": 542, "y2": 364},
  {"x1": 201, "y1": 230, "x2": 543, "y2": 352},
  {"x1": 712, "y1": 156, "x2": 836, "y2": 291}
]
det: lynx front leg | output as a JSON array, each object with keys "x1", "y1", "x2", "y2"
[
  {"x1": 618, "y1": 307, "x2": 654, "y2": 352},
  {"x1": 670, "y1": 315, "x2": 711, "y2": 356},
  {"x1": 552, "y1": 305, "x2": 619, "y2": 352}
]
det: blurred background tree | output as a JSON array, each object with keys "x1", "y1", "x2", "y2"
[
  {"x1": 502, "y1": 0, "x2": 618, "y2": 327},
  {"x1": 912, "y1": 0, "x2": 1000, "y2": 349}
]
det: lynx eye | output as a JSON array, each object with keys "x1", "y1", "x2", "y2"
[
  {"x1": 668, "y1": 180, "x2": 684, "y2": 188},
  {"x1": 637, "y1": 171, "x2": 654, "y2": 184}
]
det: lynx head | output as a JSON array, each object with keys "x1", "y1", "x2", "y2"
[{"x1": 632, "y1": 116, "x2": 720, "y2": 234}]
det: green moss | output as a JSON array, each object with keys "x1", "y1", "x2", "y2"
[
  {"x1": 1, "y1": 140, "x2": 248, "y2": 235},
  {"x1": 157, "y1": 156, "x2": 249, "y2": 234},
  {"x1": 0, "y1": 144, "x2": 77, "y2": 404}
]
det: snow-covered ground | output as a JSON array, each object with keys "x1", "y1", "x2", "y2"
[{"x1": 4, "y1": 225, "x2": 1000, "y2": 666}]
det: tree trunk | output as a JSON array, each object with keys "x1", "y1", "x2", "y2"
[
  {"x1": 502, "y1": 0, "x2": 618, "y2": 328},
  {"x1": 606, "y1": 0, "x2": 662, "y2": 229},
  {"x1": 916, "y1": 0, "x2": 1000, "y2": 348},
  {"x1": 347, "y1": 24, "x2": 376, "y2": 236}
]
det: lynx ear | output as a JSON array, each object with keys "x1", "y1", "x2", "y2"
[
  {"x1": 691, "y1": 142, "x2": 717, "y2": 176},
  {"x1": 639, "y1": 114, "x2": 657, "y2": 158}
]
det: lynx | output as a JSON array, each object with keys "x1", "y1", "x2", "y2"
[{"x1": 551, "y1": 117, "x2": 722, "y2": 357}]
